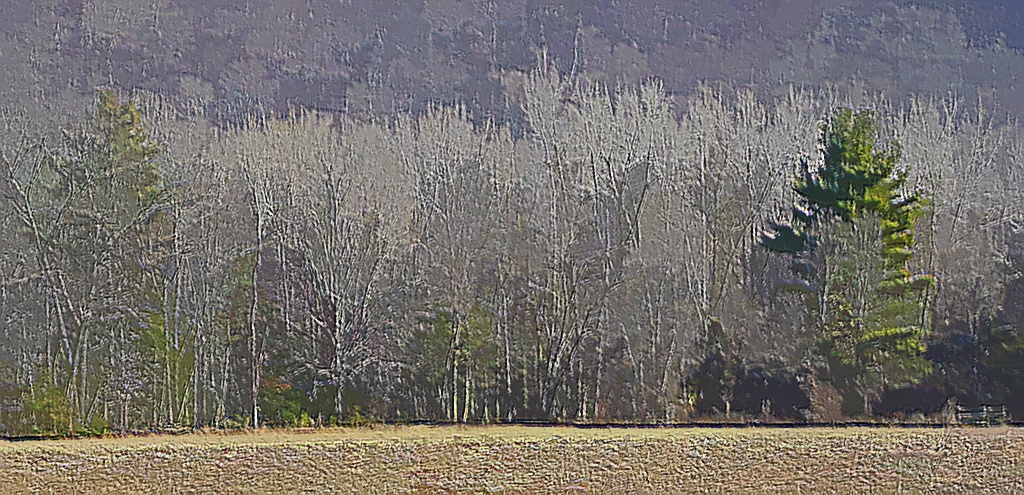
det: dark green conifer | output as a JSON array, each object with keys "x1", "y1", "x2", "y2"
[{"x1": 764, "y1": 107, "x2": 933, "y2": 414}]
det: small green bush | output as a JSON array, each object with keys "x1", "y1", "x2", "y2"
[{"x1": 23, "y1": 376, "x2": 71, "y2": 436}]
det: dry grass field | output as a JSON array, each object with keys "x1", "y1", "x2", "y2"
[{"x1": 1, "y1": 425, "x2": 1022, "y2": 493}]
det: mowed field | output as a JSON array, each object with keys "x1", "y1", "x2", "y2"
[{"x1": 1, "y1": 425, "x2": 1023, "y2": 494}]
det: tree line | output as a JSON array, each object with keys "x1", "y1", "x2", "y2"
[{"x1": 1, "y1": 65, "x2": 1023, "y2": 434}]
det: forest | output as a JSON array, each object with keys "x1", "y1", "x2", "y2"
[{"x1": 1, "y1": 59, "x2": 1023, "y2": 435}]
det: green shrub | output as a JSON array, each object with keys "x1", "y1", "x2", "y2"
[
  {"x1": 258, "y1": 374, "x2": 313, "y2": 427},
  {"x1": 23, "y1": 376, "x2": 71, "y2": 436}
]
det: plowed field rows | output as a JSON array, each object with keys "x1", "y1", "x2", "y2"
[{"x1": 1, "y1": 425, "x2": 1022, "y2": 493}]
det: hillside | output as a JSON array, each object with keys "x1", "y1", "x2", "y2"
[{"x1": 2, "y1": 0, "x2": 1024, "y2": 126}]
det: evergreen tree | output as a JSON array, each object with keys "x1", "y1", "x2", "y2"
[{"x1": 764, "y1": 108, "x2": 933, "y2": 414}]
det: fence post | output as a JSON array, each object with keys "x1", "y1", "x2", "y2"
[{"x1": 943, "y1": 398, "x2": 958, "y2": 427}]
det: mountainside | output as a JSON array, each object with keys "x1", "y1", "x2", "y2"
[{"x1": 2, "y1": 0, "x2": 1024, "y2": 125}]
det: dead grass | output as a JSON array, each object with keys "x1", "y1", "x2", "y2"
[{"x1": 1, "y1": 425, "x2": 1022, "y2": 493}]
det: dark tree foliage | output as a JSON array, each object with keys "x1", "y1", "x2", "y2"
[
  {"x1": 683, "y1": 319, "x2": 742, "y2": 417},
  {"x1": 731, "y1": 366, "x2": 811, "y2": 420}
]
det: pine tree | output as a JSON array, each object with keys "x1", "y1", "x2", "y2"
[{"x1": 764, "y1": 107, "x2": 933, "y2": 415}]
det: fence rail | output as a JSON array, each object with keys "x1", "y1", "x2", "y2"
[{"x1": 955, "y1": 405, "x2": 1008, "y2": 426}]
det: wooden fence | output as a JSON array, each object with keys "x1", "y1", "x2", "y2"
[{"x1": 955, "y1": 404, "x2": 1008, "y2": 426}]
